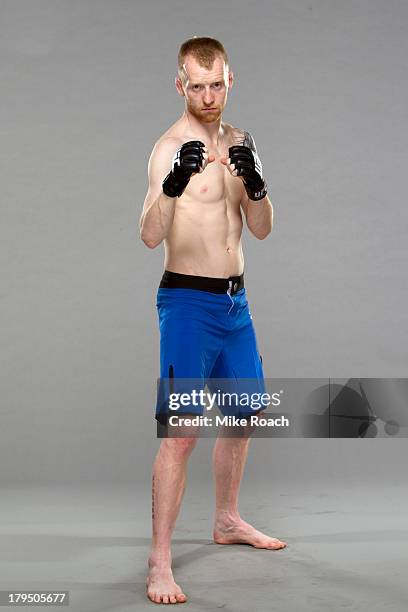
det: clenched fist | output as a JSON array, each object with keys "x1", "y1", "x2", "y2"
[
  {"x1": 221, "y1": 145, "x2": 267, "y2": 201},
  {"x1": 162, "y1": 141, "x2": 215, "y2": 198}
]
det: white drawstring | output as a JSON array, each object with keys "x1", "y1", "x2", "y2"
[{"x1": 227, "y1": 280, "x2": 234, "y2": 314}]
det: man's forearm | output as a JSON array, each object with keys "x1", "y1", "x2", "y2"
[
  {"x1": 246, "y1": 195, "x2": 273, "y2": 240},
  {"x1": 140, "y1": 192, "x2": 177, "y2": 248}
]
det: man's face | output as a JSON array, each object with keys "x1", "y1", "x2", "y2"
[{"x1": 177, "y1": 54, "x2": 233, "y2": 124}]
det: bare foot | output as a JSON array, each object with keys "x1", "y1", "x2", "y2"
[
  {"x1": 213, "y1": 515, "x2": 287, "y2": 550},
  {"x1": 146, "y1": 558, "x2": 187, "y2": 604}
]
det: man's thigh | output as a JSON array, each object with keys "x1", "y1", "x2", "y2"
[
  {"x1": 156, "y1": 304, "x2": 224, "y2": 423},
  {"x1": 207, "y1": 319, "x2": 266, "y2": 420}
]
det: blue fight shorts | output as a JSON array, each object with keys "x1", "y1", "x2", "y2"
[{"x1": 155, "y1": 270, "x2": 266, "y2": 425}]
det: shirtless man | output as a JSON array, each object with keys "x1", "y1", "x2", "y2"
[{"x1": 140, "y1": 37, "x2": 287, "y2": 605}]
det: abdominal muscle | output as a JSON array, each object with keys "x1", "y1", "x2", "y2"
[{"x1": 164, "y1": 194, "x2": 245, "y2": 278}]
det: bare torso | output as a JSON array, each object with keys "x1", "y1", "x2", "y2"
[{"x1": 160, "y1": 118, "x2": 247, "y2": 277}]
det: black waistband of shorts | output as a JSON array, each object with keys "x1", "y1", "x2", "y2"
[{"x1": 159, "y1": 270, "x2": 245, "y2": 295}]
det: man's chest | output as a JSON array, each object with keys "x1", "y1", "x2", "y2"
[{"x1": 184, "y1": 152, "x2": 243, "y2": 204}]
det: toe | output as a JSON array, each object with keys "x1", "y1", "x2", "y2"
[
  {"x1": 169, "y1": 594, "x2": 177, "y2": 603},
  {"x1": 176, "y1": 593, "x2": 187, "y2": 602},
  {"x1": 162, "y1": 595, "x2": 169, "y2": 604},
  {"x1": 147, "y1": 591, "x2": 157, "y2": 601},
  {"x1": 154, "y1": 593, "x2": 162, "y2": 603}
]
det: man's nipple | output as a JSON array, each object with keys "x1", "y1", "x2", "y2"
[{"x1": 200, "y1": 185, "x2": 208, "y2": 193}]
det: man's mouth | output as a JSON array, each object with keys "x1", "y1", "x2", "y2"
[{"x1": 203, "y1": 108, "x2": 216, "y2": 111}]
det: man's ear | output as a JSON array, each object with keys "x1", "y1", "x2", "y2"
[
  {"x1": 175, "y1": 76, "x2": 185, "y2": 97},
  {"x1": 228, "y1": 70, "x2": 234, "y2": 89}
]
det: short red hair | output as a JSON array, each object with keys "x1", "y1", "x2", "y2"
[{"x1": 178, "y1": 36, "x2": 229, "y2": 81}]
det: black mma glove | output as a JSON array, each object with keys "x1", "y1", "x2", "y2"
[
  {"x1": 162, "y1": 140, "x2": 205, "y2": 198},
  {"x1": 228, "y1": 145, "x2": 268, "y2": 201}
]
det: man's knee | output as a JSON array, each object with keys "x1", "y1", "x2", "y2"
[{"x1": 161, "y1": 436, "x2": 198, "y2": 458}]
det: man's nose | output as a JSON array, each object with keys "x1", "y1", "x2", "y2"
[{"x1": 203, "y1": 88, "x2": 214, "y2": 105}]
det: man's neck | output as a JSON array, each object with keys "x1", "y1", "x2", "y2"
[{"x1": 182, "y1": 109, "x2": 223, "y2": 146}]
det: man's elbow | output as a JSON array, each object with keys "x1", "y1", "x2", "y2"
[
  {"x1": 142, "y1": 238, "x2": 159, "y2": 249},
  {"x1": 140, "y1": 231, "x2": 161, "y2": 249},
  {"x1": 256, "y1": 228, "x2": 272, "y2": 240},
  {"x1": 250, "y1": 222, "x2": 273, "y2": 240},
  {"x1": 139, "y1": 216, "x2": 160, "y2": 248}
]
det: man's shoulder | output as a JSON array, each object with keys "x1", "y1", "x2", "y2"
[
  {"x1": 224, "y1": 123, "x2": 255, "y2": 148},
  {"x1": 149, "y1": 133, "x2": 184, "y2": 163},
  {"x1": 155, "y1": 132, "x2": 184, "y2": 151},
  {"x1": 224, "y1": 123, "x2": 243, "y2": 142},
  {"x1": 152, "y1": 117, "x2": 186, "y2": 152}
]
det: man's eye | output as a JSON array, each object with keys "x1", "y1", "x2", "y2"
[
  {"x1": 213, "y1": 83, "x2": 221, "y2": 88},
  {"x1": 193, "y1": 85, "x2": 201, "y2": 91}
]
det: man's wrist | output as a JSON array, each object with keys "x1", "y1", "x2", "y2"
[
  {"x1": 162, "y1": 171, "x2": 189, "y2": 198},
  {"x1": 160, "y1": 188, "x2": 177, "y2": 202},
  {"x1": 245, "y1": 181, "x2": 268, "y2": 202}
]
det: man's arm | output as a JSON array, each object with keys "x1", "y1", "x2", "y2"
[
  {"x1": 139, "y1": 137, "x2": 183, "y2": 249},
  {"x1": 240, "y1": 190, "x2": 273, "y2": 240},
  {"x1": 238, "y1": 131, "x2": 273, "y2": 240}
]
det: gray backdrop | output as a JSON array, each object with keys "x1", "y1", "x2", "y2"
[{"x1": 1, "y1": 0, "x2": 407, "y2": 486}]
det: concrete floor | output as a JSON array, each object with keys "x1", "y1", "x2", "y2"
[{"x1": 0, "y1": 482, "x2": 407, "y2": 611}]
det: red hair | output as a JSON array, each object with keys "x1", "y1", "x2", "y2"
[{"x1": 178, "y1": 37, "x2": 229, "y2": 80}]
